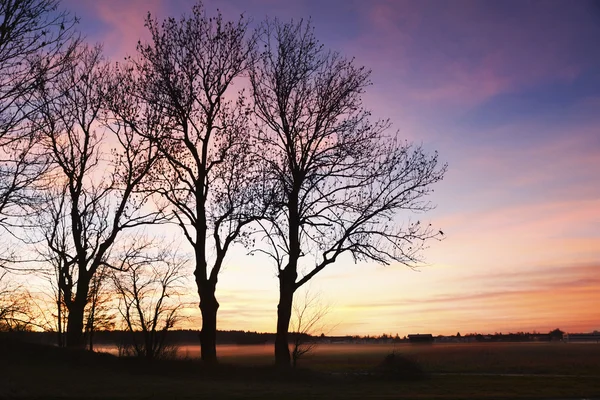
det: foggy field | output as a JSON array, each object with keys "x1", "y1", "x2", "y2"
[
  {"x1": 93, "y1": 342, "x2": 600, "y2": 375},
  {"x1": 3, "y1": 340, "x2": 599, "y2": 399},
  {"x1": 95, "y1": 342, "x2": 600, "y2": 377}
]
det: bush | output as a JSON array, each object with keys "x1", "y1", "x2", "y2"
[
  {"x1": 373, "y1": 352, "x2": 426, "y2": 380},
  {"x1": 116, "y1": 338, "x2": 180, "y2": 360}
]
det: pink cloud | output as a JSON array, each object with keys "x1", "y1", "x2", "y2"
[
  {"x1": 95, "y1": 0, "x2": 165, "y2": 60},
  {"x1": 62, "y1": 0, "x2": 164, "y2": 61}
]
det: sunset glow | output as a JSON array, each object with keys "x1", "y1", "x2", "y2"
[{"x1": 56, "y1": 0, "x2": 599, "y2": 336}]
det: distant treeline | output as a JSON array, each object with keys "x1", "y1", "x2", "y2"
[
  {"x1": 6, "y1": 330, "x2": 275, "y2": 346},
  {"x1": 450, "y1": 330, "x2": 565, "y2": 342},
  {"x1": 8, "y1": 328, "x2": 588, "y2": 347}
]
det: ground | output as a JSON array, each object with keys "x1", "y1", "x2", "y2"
[{"x1": 1, "y1": 338, "x2": 599, "y2": 399}]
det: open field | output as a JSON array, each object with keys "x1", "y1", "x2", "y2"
[
  {"x1": 2, "y1": 339, "x2": 599, "y2": 399},
  {"x1": 98, "y1": 341, "x2": 600, "y2": 375}
]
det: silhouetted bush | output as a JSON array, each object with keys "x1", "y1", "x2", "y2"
[
  {"x1": 115, "y1": 335, "x2": 180, "y2": 360},
  {"x1": 373, "y1": 352, "x2": 425, "y2": 380}
]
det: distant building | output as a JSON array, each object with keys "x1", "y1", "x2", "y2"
[
  {"x1": 564, "y1": 333, "x2": 600, "y2": 343},
  {"x1": 408, "y1": 334, "x2": 434, "y2": 344}
]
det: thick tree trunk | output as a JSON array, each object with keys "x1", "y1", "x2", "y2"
[
  {"x1": 64, "y1": 271, "x2": 91, "y2": 349},
  {"x1": 198, "y1": 281, "x2": 219, "y2": 363},
  {"x1": 275, "y1": 185, "x2": 301, "y2": 368},
  {"x1": 65, "y1": 300, "x2": 86, "y2": 348},
  {"x1": 275, "y1": 271, "x2": 296, "y2": 368}
]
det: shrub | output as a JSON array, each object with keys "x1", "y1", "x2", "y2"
[{"x1": 373, "y1": 352, "x2": 426, "y2": 380}]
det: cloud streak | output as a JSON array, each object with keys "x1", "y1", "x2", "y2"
[{"x1": 336, "y1": 262, "x2": 599, "y2": 334}]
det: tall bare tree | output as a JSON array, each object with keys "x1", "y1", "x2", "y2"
[
  {"x1": 31, "y1": 44, "x2": 164, "y2": 348},
  {"x1": 0, "y1": 0, "x2": 78, "y2": 250},
  {"x1": 122, "y1": 3, "x2": 264, "y2": 363},
  {"x1": 249, "y1": 19, "x2": 447, "y2": 367}
]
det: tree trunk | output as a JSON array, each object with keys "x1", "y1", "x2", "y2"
[
  {"x1": 57, "y1": 290, "x2": 63, "y2": 347},
  {"x1": 144, "y1": 330, "x2": 153, "y2": 360},
  {"x1": 89, "y1": 329, "x2": 94, "y2": 352},
  {"x1": 198, "y1": 281, "x2": 219, "y2": 363},
  {"x1": 275, "y1": 277, "x2": 295, "y2": 368},
  {"x1": 65, "y1": 300, "x2": 86, "y2": 348}
]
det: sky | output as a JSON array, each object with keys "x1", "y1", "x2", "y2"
[{"x1": 58, "y1": 0, "x2": 600, "y2": 336}]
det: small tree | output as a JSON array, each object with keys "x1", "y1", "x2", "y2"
[
  {"x1": 111, "y1": 242, "x2": 188, "y2": 360},
  {"x1": 29, "y1": 274, "x2": 68, "y2": 345},
  {"x1": 249, "y1": 19, "x2": 447, "y2": 367},
  {"x1": 0, "y1": 271, "x2": 33, "y2": 331},
  {"x1": 83, "y1": 265, "x2": 115, "y2": 351},
  {"x1": 290, "y1": 290, "x2": 332, "y2": 368}
]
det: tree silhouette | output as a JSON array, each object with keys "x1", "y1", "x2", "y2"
[
  {"x1": 30, "y1": 44, "x2": 164, "y2": 348},
  {"x1": 83, "y1": 265, "x2": 115, "y2": 351},
  {"x1": 111, "y1": 241, "x2": 188, "y2": 360},
  {"x1": 0, "y1": 271, "x2": 33, "y2": 331},
  {"x1": 249, "y1": 19, "x2": 447, "y2": 367},
  {"x1": 0, "y1": 0, "x2": 78, "y2": 266},
  {"x1": 121, "y1": 2, "x2": 264, "y2": 363},
  {"x1": 290, "y1": 289, "x2": 332, "y2": 368}
]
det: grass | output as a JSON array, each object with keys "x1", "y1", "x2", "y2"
[
  {"x1": 301, "y1": 342, "x2": 600, "y2": 375},
  {"x1": 1, "y1": 338, "x2": 599, "y2": 399}
]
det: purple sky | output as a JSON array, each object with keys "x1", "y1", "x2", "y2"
[{"x1": 61, "y1": 0, "x2": 600, "y2": 335}]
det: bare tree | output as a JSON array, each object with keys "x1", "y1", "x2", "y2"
[
  {"x1": 30, "y1": 44, "x2": 164, "y2": 348},
  {"x1": 83, "y1": 265, "x2": 115, "y2": 351},
  {"x1": 28, "y1": 258, "x2": 114, "y2": 349},
  {"x1": 121, "y1": 2, "x2": 264, "y2": 363},
  {"x1": 249, "y1": 19, "x2": 447, "y2": 367},
  {"x1": 34, "y1": 273, "x2": 68, "y2": 345},
  {"x1": 111, "y1": 242, "x2": 188, "y2": 360},
  {"x1": 0, "y1": 0, "x2": 78, "y2": 247},
  {"x1": 290, "y1": 289, "x2": 332, "y2": 368},
  {"x1": 0, "y1": 270, "x2": 33, "y2": 331}
]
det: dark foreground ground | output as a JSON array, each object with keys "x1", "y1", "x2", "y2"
[{"x1": 1, "y1": 338, "x2": 599, "y2": 399}]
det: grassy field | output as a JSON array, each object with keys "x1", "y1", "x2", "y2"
[{"x1": 2, "y1": 339, "x2": 599, "y2": 399}]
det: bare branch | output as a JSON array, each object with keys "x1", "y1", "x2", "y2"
[
  {"x1": 110, "y1": 239, "x2": 190, "y2": 360},
  {"x1": 121, "y1": 2, "x2": 261, "y2": 362},
  {"x1": 249, "y1": 18, "x2": 447, "y2": 366},
  {"x1": 0, "y1": 0, "x2": 80, "y2": 252},
  {"x1": 25, "y1": 43, "x2": 167, "y2": 347}
]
